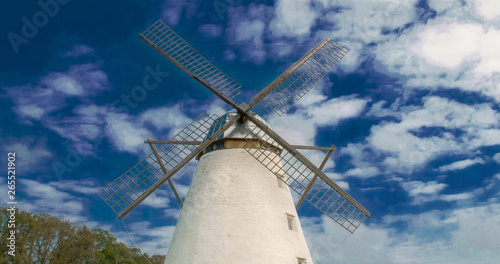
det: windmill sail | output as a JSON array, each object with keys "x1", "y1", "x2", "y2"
[
  {"x1": 98, "y1": 113, "x2": 236, "y2": 218},
  {"x1": 243, "y1": 116, "x2": 370, "y2": 233},
  {"x1": 250, "y1": 38, "x2": 349, "y2": 116},
  {"x1": 100, "y1": 20, "x2": 370, "y2": 241},
  {"x1": 140, "y1": 20, "x2": 241, "y2": 99}
]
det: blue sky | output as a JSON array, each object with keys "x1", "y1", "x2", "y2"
[{"x1": 1, "y1": 0, "x2": 500, "y2": 263}]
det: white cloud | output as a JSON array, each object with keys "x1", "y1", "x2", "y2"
[
  {"x1": 51, "y1": 75, "x2": 84, "y2": 95},
  {"x1": 312, "y1": 97, "x2": 367, "y2": 125},
  {"x1": 270, "y1": 0, "x2": 317, "y2": 39},
  {"x1": 472, "y1": 128, "x2": 500, "y2": 147},
  {"x1": 367, "y1": 100, "x2": 402, "y2": 119},
  {"x1": 438, "y1": 157, "x2": 485, "y2": 172},
  {"x1": 7, "y1": 62, "x2": 109, "y2": 123},
  {"x1": 403, "y1": 181, "x2": 447, "y2": 196},
  {"x1": 198, "y1": 24, "x2": 223, "y2": 38},
  {"x1": 401, "y1": 180, "x2": 447, "y2": 204},
  {"x1": 21, "y1": 179, "x2": 92, "y2": 223},
  {"x1": 329, "y1": 0, "x2": 417, "y2": 42},
  {"x1": 106, "y1": 112, "x2": 151, "y2": 154},
  {"x1": 235, "y1": 20, "x2": 265, "y2": 42},
  {"x1": 345, "y1": 167, "x2": 380, "y2": 178},
  {"x1": 62, "y1": 44, "x2": 94, "y2": 57},
  {"x1": 270, "y1": 42, "x2": 294, "y2": 58},
  {"x1": 117, "y1": 220, "x2": 175, "y2": 256},
  {"x1": 163, "y1": 208, "x2": 181, "y2": 219},
  {"x1": 356, "y1": 96, "x2": 500, "y2": 174},
  {"x1": 269, "y1": 94, "x2": 367, "y2": 145},
  {"x1": 9, "y1": 84, "x2": 59, "y2": 122},
  {"x1": 43, "y1": 63, "x2": 108, "y2": 95},
  {"x1": 410, "y1": 23, "x2": 482, "y2": 69},
  {"x1": 160, "y1": 1, "x2": 197, "y2": 26},
  {"x1": 427, "y1": 0, "x2": 463, "y2": 14},
  {"x1": 235, "y1": 19, "x2": 266, "y2": 64},
  {"x1": 6, "y1": 140, "x2": 52, "y2": 173},
  {"x1": 325, "y1": 172, "x2": 349, "y2": 191},
  {"x1": 141, "y1": 188, "x2": 170, "y2": 209},
  {"x1": 410, "y1": 22, "x2": 500, "y2": 75},
  {"x1": 474, "y1": 0, "x2": 500, "y2": 21},
  {"x1": 223, "y1": 49, "x2": 236, "y2": 61},
  {"x1": 31, "y1": 99, "x2": 197, "y2": 157},
  {"x1": 18, "y1": 105, "x2": 45, "y2": 120},
  {"x1": 206, "y1": 99, "x2": 230, "y2": 117},
  {"x1": 304, "y1": 203, "x2": 500, "y2": 263},
  {"x1": 48, "y1": 180, "x2": 100, "y2": 195},
  {"x1": 304, "y1": 219, "x2": 394, "y2": 263},
  {"x1": 140, "y1": 105, "x2": 191, "y2": 134},
  {"x1": 314, "y1": 0, "x2": 417, "y2": 70},
  {"x1": 44, "y1": 104, "x2": 109, "y2": 156},
  {"x1": 493, "y1": 153, "x2": 500, "y2": 164},
  {"x1": 23, "y1": 179, "x2": 71, "y2": 201},
  {"x1": 439, "y1": 192, "x2": 475, "y2": 202},
  {"x1": 343, "y1": 143, "x2": 385, "y2": 179},
  {"x1": 371, "y1": 5, "x2": 500, "y2": 103},
  {"x1": 227, "y1": 4, "x2": 272, "y2": 64},
  {"x1": 103, "y1": 103, "x2": 200, "y2": 155},
  {"x1": 295, "y1": 81, "x2": 329, "y2": 106}
]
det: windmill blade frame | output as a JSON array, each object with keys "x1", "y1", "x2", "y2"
[
  {"x1": 100, "y1": 19, "x2": 370, "y2": 236},
  {"x1": 139, "y1": 20, "x2": 242, "y2": 100},
  {"x1": 243, "y1": 114, "x2": 370, "y2": 233},
  {"x1": 249, "y1": 38, "x2": 349, "y2": 116},
  {"x1": 99, "y1": 113, "x2": 241, "y2": 218}
]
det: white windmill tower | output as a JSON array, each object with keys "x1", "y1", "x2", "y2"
[{"x1": 99, "y1": 20, "x2": 370, "y2": 264}]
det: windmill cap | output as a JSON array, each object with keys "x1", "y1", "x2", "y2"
[{"x1": 203, "y1": 110, "x2": 279, "y2": 148}]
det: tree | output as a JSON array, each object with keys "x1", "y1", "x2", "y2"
[
  {"x1": 149, "y1": 254, "x2": 166, "y2": 264},
  {"x1": 0, "y1": 207, "x2": 165, "y2": 264}
]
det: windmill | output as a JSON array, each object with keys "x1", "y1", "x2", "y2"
[{"x1": 98, "y1": 20, "x2": 370, "y2": 263}]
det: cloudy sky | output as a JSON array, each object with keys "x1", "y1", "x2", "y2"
[{"x1": 1, "y1": 0, "x2": 500, "y2": 263}]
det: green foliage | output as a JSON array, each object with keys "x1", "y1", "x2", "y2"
[{"x1": 0, "y1": 207, "x2": 165, "y2": 264}]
